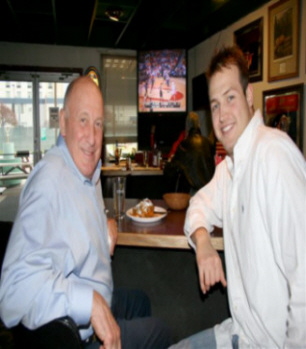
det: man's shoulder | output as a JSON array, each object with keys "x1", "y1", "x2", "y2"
[
  {"x1": 251, "y1": 124, "x2": 305, "y2": 173},
  {"x1": 256, "y1": 124, "x2": 298, "y2": 153},
  {"x1": 26, "y1": 148, "x2": 66, "y2": 186}
]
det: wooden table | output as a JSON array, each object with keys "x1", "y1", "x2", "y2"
[
  {"x1": 0, "y1": 161, "x2": 32, "y2": 174},
  {"x1": 104, "y1": 198, "x2": 224, "y2": 251},
  {"x1": 0, "y1": 161, "x2": 33, "y2": 182}
]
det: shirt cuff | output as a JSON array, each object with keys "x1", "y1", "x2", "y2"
[{"x1": 69, "y1": 282, "x2": 93, "y2": 326}]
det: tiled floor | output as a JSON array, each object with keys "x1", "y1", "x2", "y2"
[{"x1": 0, "y1": 182, "x2": 25, "y2": 222}]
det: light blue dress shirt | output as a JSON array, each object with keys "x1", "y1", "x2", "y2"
[{"x1": 0, "y1": 135, "x2": 112, "y2": 340}]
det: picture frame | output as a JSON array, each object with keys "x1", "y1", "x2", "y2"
[
  {"x1": 262, "y1": 83, "x2": 304, "y2": 150},
  {"x1": 268, "y1": 0, "x2": 300, "y2": 82},
  {"x1": 234, "y1": 17, "x2": 263, "y2": 82}
]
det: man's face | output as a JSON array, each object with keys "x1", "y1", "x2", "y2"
[
  {"x1": 209, "y1": 65, "x2": 253, "y2": 158},
  {"x1": 60, "y1": 79, "x2": 103, "y2": 179}
]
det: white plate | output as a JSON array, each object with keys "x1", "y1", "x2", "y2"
[{"x1": 126, "y1": 206, "x2": 167, "y2": 223}]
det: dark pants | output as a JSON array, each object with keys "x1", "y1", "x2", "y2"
[{"x1": 86, "y1": 288, "x2": 172, "y2": 349}]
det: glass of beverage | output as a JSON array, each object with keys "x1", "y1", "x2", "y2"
[
  {"x1": 115, "y1": 147, "x2": 121, "y2": 166},
  {"x1": 112, "y1": 177, "x2": 126, "y2": 219}
]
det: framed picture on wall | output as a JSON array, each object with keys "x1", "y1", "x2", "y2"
[
  {"x1": 268, "y1": 0, "x2": 300, "y2": 82},
  {"x1": 234, "y1": 17, "x2": 263, "y2": 82},
  {"x1": 262, "y1": 84, "x2": 304, "y2": 150}
]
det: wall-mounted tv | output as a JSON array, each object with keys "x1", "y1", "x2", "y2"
[{"x1": 137, "y1": 49, "x2": 187, "y2": 113}]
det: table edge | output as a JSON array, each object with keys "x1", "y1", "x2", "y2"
[{"x1": 117, "y1": 232, "x2": 224, "y2": 251}]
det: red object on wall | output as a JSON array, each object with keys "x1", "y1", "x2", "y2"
[{"x1": 265, "y1": 94, "x2": 299, "y2": 114}]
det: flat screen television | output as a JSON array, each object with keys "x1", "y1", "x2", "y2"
[
  {"x1": 137, "y1": 49, "x2": 187, "y2": 154},
  {"x1": 137, "y1": 49, "x2": 187, "y2": 113}
]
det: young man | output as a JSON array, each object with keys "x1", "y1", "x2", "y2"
[
  {"x1": 170, "y1": 46, "x2": 306, "y2": 348},
  {"x1": 0, "y1": 76, "x2": 172, "y2": 349}
]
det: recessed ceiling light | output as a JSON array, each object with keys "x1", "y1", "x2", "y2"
[{"x1": 105, "y1": 7, "x2": 123, "y2": 22}]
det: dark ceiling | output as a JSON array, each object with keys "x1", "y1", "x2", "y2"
[{"x1": 0, "y1": 0, "x2": 271, "y2": 51}]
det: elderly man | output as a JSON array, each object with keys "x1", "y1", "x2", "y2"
[{"x1": 0, "y1": 76, "x2": 172, "y2": 349}]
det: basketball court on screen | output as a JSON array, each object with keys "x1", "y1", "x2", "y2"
[{"x1": 138, "y1": 77, "x2": 186, "y2": 113}]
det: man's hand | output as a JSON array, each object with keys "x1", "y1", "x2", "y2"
[
  {"x1": 192, "y1": 228, "x2": 227, "y2": 294},
  {"x1": 107, "y1": 218, "x2": 118, "y2": 256},
  {"x1": 91, "y1": 291, "x2": 121, "y2": 349}
]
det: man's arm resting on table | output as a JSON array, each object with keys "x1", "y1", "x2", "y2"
[
  {"x1": 191, "y1": 227, "x2": 227, "y2": 294},
  {"x1": 107, "y1": 218, "x2": 118, "y2": 256}
]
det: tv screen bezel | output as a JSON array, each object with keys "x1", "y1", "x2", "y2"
[{"x1": 137, "y1": 48, "x2": 188, "y2": 115}]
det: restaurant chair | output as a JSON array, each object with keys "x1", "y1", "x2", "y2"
[
  {"x1": 15, "y1": 150, "x2": 32, "y2": 173},
  {"x1": 15, "y1": 150, "x2": 30, "y2": 161}
]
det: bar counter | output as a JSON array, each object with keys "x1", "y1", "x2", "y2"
[
  {"x1": 101, "y1": 163, "x2": 163, "y2": 176},
  {"x1": 101, "y1": 163, "x2": 166, "y2": 199},
  {"x1": 108, "y1": 199, "x2": 229, "y2": 342},
  {"x1": 104, "y1": 198, "x2": 224, "y2": 251}
]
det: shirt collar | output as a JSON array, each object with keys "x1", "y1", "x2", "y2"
[{"x1": 56, "y1": 134, "x2": 101, "y2": 185}]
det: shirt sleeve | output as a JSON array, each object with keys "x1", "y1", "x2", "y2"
[
  {"x1": 184, "y1": 161, "x2": 226, "y2": 249},
  {"x1": 0, "y1": 174, "x2": 93, "y2": 329},
  {"x1": 262, "y1": 137, "x2": 306, "y2": 346}
]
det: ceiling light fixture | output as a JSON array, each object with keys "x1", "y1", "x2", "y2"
[{"x1": 105, "y1": 8, "x2": 123, "y2": 22}]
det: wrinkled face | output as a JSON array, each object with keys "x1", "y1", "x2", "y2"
[
  {"x1": 60, "y1": 79, "x2": 103, "y2": 179},
  {"x1": 209, "y1": 65, "x2": 253, "y2": 159}
]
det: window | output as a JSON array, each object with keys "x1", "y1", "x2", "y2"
[
  {"x1": 101, "y1": 55, "x2": 137, "y2": 161},
  {"x1": 0, "y1": 69, "x2": 80, "y2": 164}
]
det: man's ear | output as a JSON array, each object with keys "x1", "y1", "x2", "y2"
[
  {"x1": 246, "y1": 84, "x2": 254, "y2": 108},
  {"x1": 59, "y1": 108, "x2": 66, "y2": 136}
]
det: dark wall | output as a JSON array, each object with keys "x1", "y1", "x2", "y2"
[
  {"x1": 192, "y1": 73, "x2": 209, "y2": 111},
  {"x1": 102, "y1": 174, "x2": 168, "y2": 199}
]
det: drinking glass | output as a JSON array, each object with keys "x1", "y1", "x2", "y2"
[{"x1": 112, "y1": 177, "x2": 126, "y2": 219}]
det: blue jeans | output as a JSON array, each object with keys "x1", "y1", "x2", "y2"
[
  {"x1": 168, "y1": 328, "x2": 216, "y2": 349},
  {"x1": 168, "y1": 329, "x2": 239, "y2": 349},
  {"x1": 85, "y1": 288, "x2": 172, "y2": 349}
]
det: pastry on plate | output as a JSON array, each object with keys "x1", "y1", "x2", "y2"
[{"x1": 132, "y1": 198, "x2": 154, "y2": 217}]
